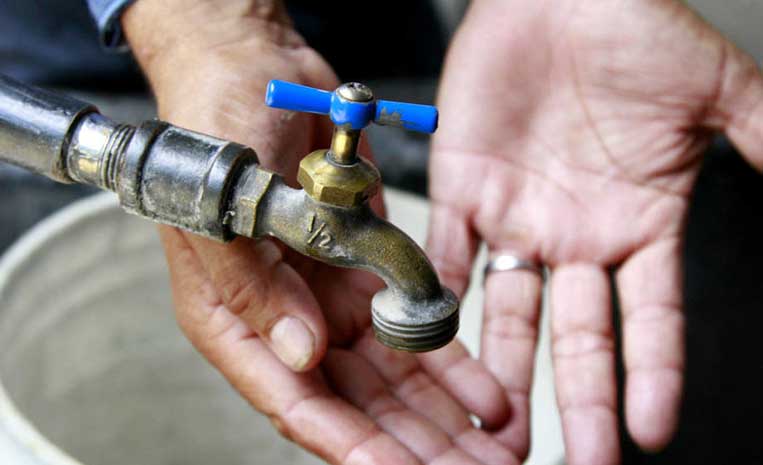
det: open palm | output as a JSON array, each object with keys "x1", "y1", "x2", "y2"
[{"x1": 428, "y1": 1, "x2": 763, "y2": 464}]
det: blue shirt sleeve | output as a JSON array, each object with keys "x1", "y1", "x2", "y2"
[{"x1": 86, "y1": 0, "x2": 135, "y2": 51}]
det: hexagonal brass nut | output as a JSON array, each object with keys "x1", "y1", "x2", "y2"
[{"x1": 297, "y1": 150, "x2": 381, "y2": 207}]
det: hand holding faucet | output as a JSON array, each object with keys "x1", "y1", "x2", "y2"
[{"x1": 118, "y1": 2, "x2": 516, "y2": 464}]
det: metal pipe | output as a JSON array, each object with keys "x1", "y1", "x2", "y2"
[
  {"x1": 0, "y1": 75, "x2": 260, "y2": 241},
  {"x1": 0, "y1": 75, "x2": 94, "y2": 182},
  {"x1": 328, "y1": 127, "x2": 361, "y2": 165}
]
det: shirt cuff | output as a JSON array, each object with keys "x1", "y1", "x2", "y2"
[{"x1": 87, "y1": 0, "x2": 136, "y2": 52}]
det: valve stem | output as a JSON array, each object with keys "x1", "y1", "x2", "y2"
[
  {"x1": 328, "y1": 127, "x2": 361, "y2": 165},
  {"x1": 327, "y1": 82, "x2": 374, "y2": 165}
]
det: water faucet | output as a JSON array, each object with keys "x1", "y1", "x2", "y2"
[{"x1": 0, "y1": 75, "x2": 459, "y2": 352}]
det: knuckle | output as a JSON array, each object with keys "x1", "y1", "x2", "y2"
[
  {"x1": 219, "y1": 278, "x2": 265, "y2": 317},
  {"x1": 552, "y1": 328, "x2": 614, "y2": 359},
  {"x1": 483, "y1": 313, "x2": 538, "y2": 341}
]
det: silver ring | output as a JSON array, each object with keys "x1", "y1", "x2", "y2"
[{"x1": 483, "y1": 254, "x2": 545, "y2": 282}]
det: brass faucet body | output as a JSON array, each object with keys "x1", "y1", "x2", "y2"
[{"x1": 230, "y1": 164, "x2": 459, "y2": 352}]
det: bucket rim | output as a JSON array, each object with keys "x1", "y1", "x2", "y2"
[{"x1": 0, "y1": 192, "x2": 118, "y2": 465}]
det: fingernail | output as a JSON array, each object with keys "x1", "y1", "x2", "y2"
[{"x1": 269, "y1": 317, "x2": 315, "y2": 371}]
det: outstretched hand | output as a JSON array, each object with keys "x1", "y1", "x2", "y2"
[
  {"x1": 123, "y1": 1, "x2": 517, "y2": 464},
  {"x1": 429, "y1": 0, "x2": 763, "y2": 464}
]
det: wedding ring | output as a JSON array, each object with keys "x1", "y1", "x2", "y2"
[{"x1": 483, "y1": 254, "x2": 545, "y2": 282}]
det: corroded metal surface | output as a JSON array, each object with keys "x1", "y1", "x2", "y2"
[{"x1": 231, "y1": 175, "x2": 459, "y2": 352}]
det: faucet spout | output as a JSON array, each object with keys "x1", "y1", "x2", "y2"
[{"x1": 230, "y1": 168, "x2": 459, "y2": 352}]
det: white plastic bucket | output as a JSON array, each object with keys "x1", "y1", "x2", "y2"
[{"x1": 0, "y1": 190, "x2": 563, "y2": 465}]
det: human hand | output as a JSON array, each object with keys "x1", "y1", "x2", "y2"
[
  {"x1": 122, "y1": 1, "x2": 517, "y2": 463},
  {"x1": 428, "y1": 1, "x2": 763, "y2": 464}
]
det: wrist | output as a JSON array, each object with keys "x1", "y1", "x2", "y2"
[{"x1": 121, "y1": 0, "x2": 301, "y2": 89}]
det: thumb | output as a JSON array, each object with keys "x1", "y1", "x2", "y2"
[
  {"x1": 708, "y1": 42, "x2": 763, "y2": 170},
  {"x1": 158, "y1": 226, "x2": 328, "y2": 372}
]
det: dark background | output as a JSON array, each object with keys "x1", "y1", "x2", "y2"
[{"x1": 1, "y1": 1, "x2": 762, "y2": 463}]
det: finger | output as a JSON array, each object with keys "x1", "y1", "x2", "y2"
[
  {"x1": 480, "y1": 255, "x2": 544, "y2": 459},
  {"x1": 550, "y1": 264, "x2": 619, "y2": 465},
  {"x1": 353, "y1": 333, "x2": 470, "y2": 436},
  {"x1": 416, "y1": 340, "x2": 510, "y2": 430},
  {"x1": 311, "y1": 205, "x2": 488, "y2": 391},
  {"x1": 707, "y1": 41, "x2": 763, "y2": 170},
  {"x1": 616, "y1": 237, "x2": 684, "y2": 451},
  {"x1": 160, "y1": 226, "x2": 419, "y2": 465},
  {"x1": 310, "y1": 257, "x2": 511, "y2": 428},
  {"x1": 324, "y1": 350, "x2": 485, "y2": 465},
  {"x1": 353, "y1": 333, "x2": 518, "y2": 465},
  {"x1": 425, "y1": 202, "x2": 479, "y2": 297},
  {"x1": 160, "y1": 226, "x2": 328, "y2": 372}
]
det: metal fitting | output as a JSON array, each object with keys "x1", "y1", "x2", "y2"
[
  {"x1": 328, "y1": 83, "x2": 373, "y2": 165},
  {"x1": 328, "y1": 127, "x2": 361, "y2": 165},
  {"x1": 297, "y1": 149, "x2": 380, "y2": 208},
  {"x1": 67, "y1": 117, "x2": 258, "y2": 241}
]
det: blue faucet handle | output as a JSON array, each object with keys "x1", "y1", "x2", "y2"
[
  {"x1": 374, "y1": 99, "x2": 438, "y2": 134},
  {"x1": 265, "y1": 80, "x2": 332, "y2": 116},
  {"x1": 265, "y1": 80, "x2": 438, "y2": 134}
]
